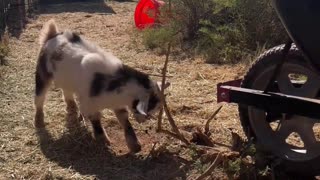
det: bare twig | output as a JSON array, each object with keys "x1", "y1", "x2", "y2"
[
  {"x1": 149, "y1": 73, "x2": 173, "y2": 78},
  {"x1": 157, "y1": 108, "x2": 164, "y2": 132},
  {"x1": 145, "y1": 142, "x2": 158, "y2": 160},
  {"x1": 156, "y1": 41, "x2": 189, "y2": 144},
  {"x1": 162, "y1": 97, "x2": 178, "y2": 131},
  {"x1": 191, "y1": 128, "x2": 214, "y2": 147},
  {"x1": 204, "y1": 105, "x2": 223, "y2": 135},
  {"x1": 159, "y1": 129, "x2": 189, "y2": 144},
  {"x1": 163, "y1": 101, "x2": 190, "y2": 144},
  {"x1": 157, "y1": 42, "x2": 172, "y2": 131},
  {"x1": 194, "y1": 153, "x2": 223, "y2": 180}
]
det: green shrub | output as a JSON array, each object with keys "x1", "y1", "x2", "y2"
[
  {"x1": 142, "y1": 26, "x2": 178, "y2": 54},
  {"x1": 234, "y1": 0, "x2": 286, "y2": 49},
  {"x1": 140, "y1": 0, "x2": 287, "y2": 63}
]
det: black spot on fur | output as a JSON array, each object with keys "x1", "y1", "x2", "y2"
[
  {"x1": 35, "y1": 72, "x2": 44, "y2": 96},
  {"x1": 90, "y1": 73, "x2": 107, "y2": 96},
  {"x1": 106, "y1": 78, "x2": 126, "y2": 92},
  {"x1": 120, "y1": 65, "x2": 151, "y2": 89},
  {"x1": 90, "y1": 65, "x2": 152, "y2": 96},
  {"x1": 147, "y1": 92, "x2": 160, "y2": 111},
  {"x1": 70, "y1": 32, "x2": 81, "y2": 43},
  {"x1": 38, "y1": 50, "x2": 52, "y2": 77},
  {"x1": 35, "y1": 50, "x2": 52, "y2": 96},
  {"x1": 106, "y1": 65, "x2": 151, "y2": 91}
]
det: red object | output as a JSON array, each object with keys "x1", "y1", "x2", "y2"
[{"x1": 134, "y1": 0, "x2": 160, "y2": 29}]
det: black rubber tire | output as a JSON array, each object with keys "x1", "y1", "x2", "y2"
[{"x1": 238, "y1": 44, "x2": 320, "y2": 175}]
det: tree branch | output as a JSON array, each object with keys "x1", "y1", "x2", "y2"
[{"x1": 204, "y1": 105, "x2": 223, "y2": 135}]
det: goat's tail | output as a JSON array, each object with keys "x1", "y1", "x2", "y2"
[{"x1": 39, "y1": 19, "x2": 58, "y2": 46}]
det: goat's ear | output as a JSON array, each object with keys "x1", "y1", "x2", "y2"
[
  {"x1": 156, "y1": 81, "x2": 171, "y2": 91},
  {"x1": 136, "y1": 100, "x2": 148, "y2": 116}
]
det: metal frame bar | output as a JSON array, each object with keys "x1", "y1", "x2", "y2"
[{"x1": 217, "y1": 82, "x2": 320, "y2": 119}]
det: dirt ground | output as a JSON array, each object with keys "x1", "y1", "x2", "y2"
[{"x1": 0, "y1": 1, "x2": 248, "y2": 179}]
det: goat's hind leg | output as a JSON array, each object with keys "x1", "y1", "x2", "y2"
[
  {"x1": 63, "y1": 90, "x2": 82, "y2": 129},
  {"x1": 89, "y1": 112, "x2": 111, "y2": 145},
  {"x1": 34, "y1": 71, "x2": 52, "y2": 128}
]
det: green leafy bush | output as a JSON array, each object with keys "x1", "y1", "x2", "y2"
[
  {"x1": 142, "y1": 25, "x2": 178, "y2": 54},
  {"x1": 140, "y1": 0, "x2": 287, "y2": 64}
]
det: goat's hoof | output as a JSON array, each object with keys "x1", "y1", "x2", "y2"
[
  {"x1": 34, "y1": 111, "x2": 45, "y2": 128},
  {"x1": 128, "y1": 143, "x2": 141, "y2": 153}
]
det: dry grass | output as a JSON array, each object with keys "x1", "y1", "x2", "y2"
[{"x1": 0, "y1": 1, "x2": 247, "y2": 179}]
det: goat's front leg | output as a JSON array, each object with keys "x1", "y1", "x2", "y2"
[
  {"x1": 88, "y1": 112, "x2": 111, "y2": 145},
  {"x1": 114, "y1": 109, "x2": 141, "y2": 153}
]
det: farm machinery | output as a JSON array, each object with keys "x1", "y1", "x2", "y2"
[{"x1": 217, "y1": 0, "x2": 320, "y2": 175}]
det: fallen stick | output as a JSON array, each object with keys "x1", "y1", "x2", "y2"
[
  {"x1": 194, "y1": 153, "x2": 222, "y2": 180},
  {"x1": 159, "y1": 129, "x2": 189, "y2": 145},
  {"x1": 145, "y1": 142, "x2": 158, "y2": 160},
  {"x1": 191, "y1": 128, "x2": 214, "y2": 147},
  {"x1": 149, "y1": 73, "x2": 173, "y2": 78},
  {"x1": 204, "y1": 105, "x2": 223, "y2": 135}
]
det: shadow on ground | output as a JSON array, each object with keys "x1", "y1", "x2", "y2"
[
  {"x1": 36, "y1": 114, "x2": 189, "y2": 180},
  {"x1": 39, "y1": 0, "x2": 115, "y2": 14}
]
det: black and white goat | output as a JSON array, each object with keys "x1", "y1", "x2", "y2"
[{"x1": 34, "y1": 20, "x2": 169, "y2": 153}]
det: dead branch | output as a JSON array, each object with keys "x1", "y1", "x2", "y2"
[
  {"x1": 194, "y1": 153, "x2": 223, "y2": 180},
  {"x1": 157, "y1": 108, "x2": 164, "y2": 132},
  {"x1": 204, "y1": 105, "x2": 223, "y2": 135},
  {"x1": 148, "y1": 73, "x2": 173, "y2": 78},
  {"x1": 191, "y1": 128, "x2": 214, "y2": 147},
  {"x1": 159, "y1": 129, "x2": 189, "y2": 144},
  {"x1": 163, "y1": 100, "x2": 190, "y2": 144},
  {"x1": 155, "y1": 42, "x2": 189, "y2": 145},
  {"x1": 201, "y1": 150, "x2": 239, "y2": 164},
  {"x1": 145, "y1": 142, "x2": 158, "y2": 160},
  {"x1": 157, "y1": 42, "x2": 172, "y2": 131}
]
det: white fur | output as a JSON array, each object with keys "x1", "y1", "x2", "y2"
[{"x1": 43, "y1": 33, "x2": 154, "y2": 116}]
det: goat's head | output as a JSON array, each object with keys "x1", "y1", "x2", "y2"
[{"x1": 132, "y1": 81, "x2": 170, "y2": 123}]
